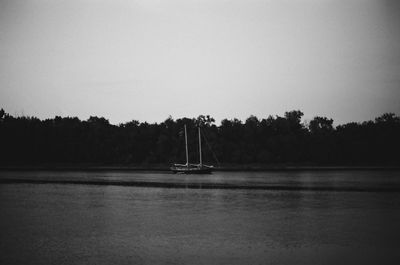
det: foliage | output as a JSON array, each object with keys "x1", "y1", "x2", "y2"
[{"x1": 0, "y1": 108, "x2": 399, "y2": 166}]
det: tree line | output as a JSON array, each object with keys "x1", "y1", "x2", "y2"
[{"x1": 0, "y1": 108, "x2": 399, "y2": 166}]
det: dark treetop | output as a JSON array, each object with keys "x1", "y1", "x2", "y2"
[{"x1": 0, "y1": 109, "x2": 399, "y2": 167}]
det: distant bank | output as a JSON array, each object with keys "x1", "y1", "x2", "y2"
[{"x1": 0, "y1": 164, "x2": 399, "y2": 172}]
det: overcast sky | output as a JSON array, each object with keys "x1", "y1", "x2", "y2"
[{"x1": 1, "y1": 0, "x2": 399, "y2": 125}]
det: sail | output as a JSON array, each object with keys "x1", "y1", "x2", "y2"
[{"x1": 170, "y1": 124, "x2": 213, "y2": 174}]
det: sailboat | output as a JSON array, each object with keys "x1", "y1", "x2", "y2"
[{"x1": 170, "y1": 125, "x2": 214, "y2": 174}]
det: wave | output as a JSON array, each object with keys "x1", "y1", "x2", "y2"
[{"x1": 1, "y1": 178, "x2": 399, "y2": 193}]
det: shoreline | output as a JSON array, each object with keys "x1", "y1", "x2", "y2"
[{"x1": 0, "y1": 165, "x2": 399, "y2": 172}]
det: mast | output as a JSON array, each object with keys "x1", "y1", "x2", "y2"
[
  {"x1": 198, "y1": 126, "x2": 202, "y2": 166},
  {"x1": 184, "y1": 125, "x2": 189, "y2": 167}
]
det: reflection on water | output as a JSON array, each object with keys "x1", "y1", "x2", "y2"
[
  {"x1": 1, "y1": 170, "x2": 400, "y2": 191},
  {"x1": 0, "y1": 171, "x2": 400, "y2": 264}
]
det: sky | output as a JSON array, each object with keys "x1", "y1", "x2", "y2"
[{"x1": 0, "y1": 0, "x2": 399, "y2": 125}]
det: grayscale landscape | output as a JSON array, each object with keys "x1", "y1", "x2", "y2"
[{"x1": 1, "y1": 0, "x2": 400, "y2": 264}]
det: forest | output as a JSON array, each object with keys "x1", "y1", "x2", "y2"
[{"x1": 0, "y1": 108, "x2": 399, "y2": 167}]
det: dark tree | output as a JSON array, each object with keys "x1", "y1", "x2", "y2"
[{"x1": 0, "y1": 108, "x2": 399, "y2": 167}]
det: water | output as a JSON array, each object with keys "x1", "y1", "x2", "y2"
[{"x1": 1, "y1": 171, "x2": 400, "y2": 264}]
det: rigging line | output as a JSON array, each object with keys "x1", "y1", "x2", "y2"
[{"x1": 201, "y1": 128, "x2": 221, "y2": 166}]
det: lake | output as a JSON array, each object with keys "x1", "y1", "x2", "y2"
[{"x1": 0, "y1": 170, "x2": 399, "y2": 264}]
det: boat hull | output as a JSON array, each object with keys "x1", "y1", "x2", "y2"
[{"x1": 170, "y1": 166, "x2": 213, "y2": 174}]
